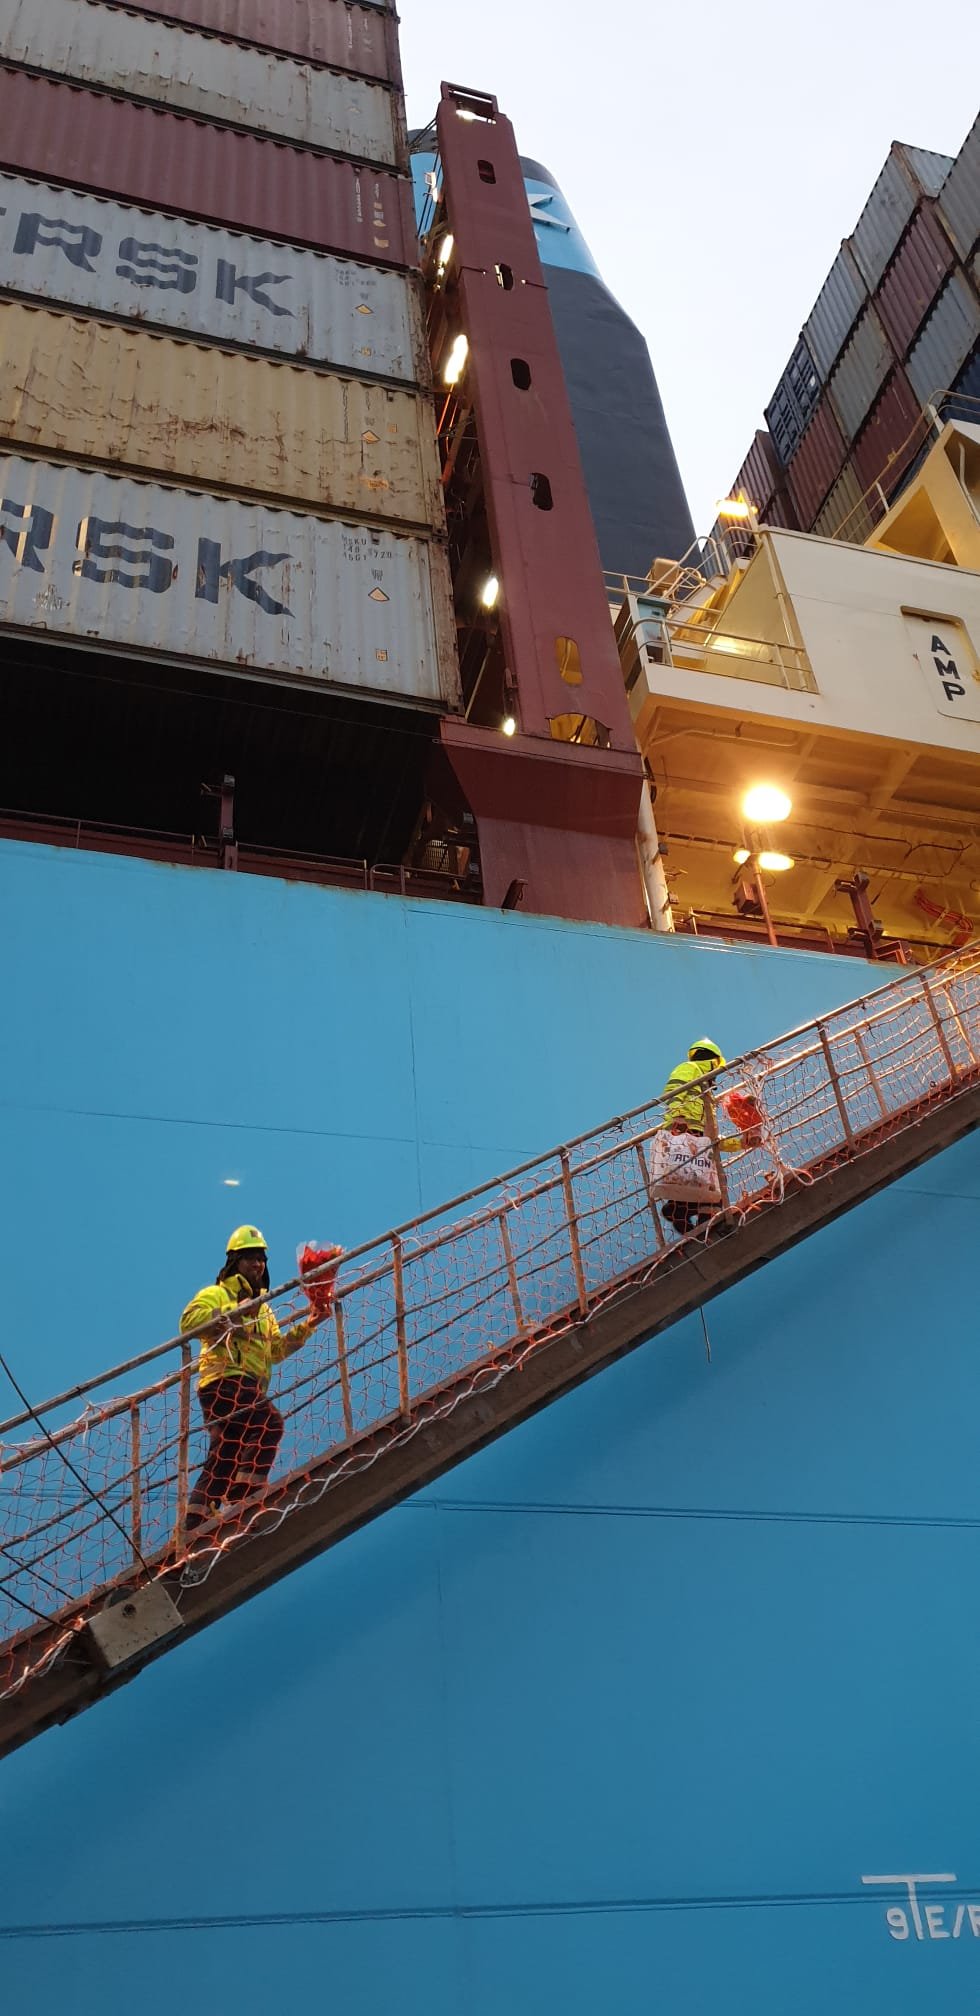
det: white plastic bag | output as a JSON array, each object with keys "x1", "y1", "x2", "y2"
[{"x1": 649, "y1": 1129, "x2": 721, "y2": 1204}]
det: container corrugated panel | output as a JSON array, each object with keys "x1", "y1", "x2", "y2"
[
  {"x1": 0, "y1": 174, "x2": 426, "y2": 384},
  {"x1": 0, "y1": 452, "x2": 457, "y2": 703},
  {"x1": 804, "y1": 241, "x2": 867, "y2": 380},
  {"x1": 785, "y1": 401, "x2": 846, "y2": 526},
  {"x1": 937, "y1": 114, "x2": 980, "y2": 261},
  {"x1": 106, "y1": 0, "x2": 396, "y2": 78},
  {"x1": 764, "y1": 337, "x2": 820, "y2": 465},
  {"x1": 852, "y1": 368, "x2": 923, "y2": 496},
  {"x1": 0, "y1": 0, "x2": 400, "y2": 166},
  {"x1": 758, "y1": 487, "x2": 798, "y2": 531},
  {"x1": 895, "y1": 142, "x2": 956, "y2": 199},
  {"x1": 827, "y1": 303, "x2": 892, "y2": 441},
  {"x1": 0, "y1": 67, "x2": 415, "y2": 266},
  {"x1": 906, "y1": 270, "x2": 980, "y2": 404},
  {"x1": 851, "y1": 144, "x2": 952, "y2": 291},
  {"x1": 813, "y1": 461, "x2": 874, "y2": 543},
  {"x1": 0, "y1": 302, "x2": 442, "y2": 529},
  {"x1": 942, "y1": 341, "x2": 980, "y2": 425},
  {"x1": 732, "y1": 430, "x2": 781, "y2": 512},
  {"x1": 876, "y1": 202, "x2": 955, "y2": 357}
]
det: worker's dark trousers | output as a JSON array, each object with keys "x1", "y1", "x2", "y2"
[{"x1": 189, "y1": 1376, "x2": 284, "y2": 1518}]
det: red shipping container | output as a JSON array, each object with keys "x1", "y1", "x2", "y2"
[
  {"x1": 785, "y1": 401, "x2": 846, "y2": 527},
  {"x1": 852, "y1": 369, "x2": 926, "y2": 498},
  {"x1": 731, "y1": 430, "x2": 781, "y2": 513},
  {"x1": 0, "y1": 66, "x2": 416, "y2": 268},
  {"x1": 876, "y1": 204, "x2": 956, "y2": 356}
]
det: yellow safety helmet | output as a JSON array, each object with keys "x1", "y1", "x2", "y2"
[
  {"x1": 227, "y1": 1224, "x2": 268, "y2": 1254},
  {"x1": 688, "y1": 1038, "x2": 725, "y2": 1066}
]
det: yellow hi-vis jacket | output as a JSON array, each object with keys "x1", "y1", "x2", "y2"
[
  {"x1": 660, "y1": 1056, "x2": 738, "y2": 1148},
  {"x1": 180, "y1": 1274, "x2": 315, "y2": 1392}
]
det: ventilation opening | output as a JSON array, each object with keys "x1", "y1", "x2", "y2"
[
  {"x1": 530, "y1": 472, "x2": 553, "y2": 511},
  {"x1": 555, "y1": 637, "x2": 583, "y2": 686},
  {"x1": 477, "y1": 159, "x2": 496, "y2": 184},
  {"x1": 510, "y1": 358, "x2": 532, "y2": 390},
  {"x1": 495, "y1": 263, "x2": 514, "y2": 291}
]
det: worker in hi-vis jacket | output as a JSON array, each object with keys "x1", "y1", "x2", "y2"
[
  {"x1": 180, "y1": 1225, "x2": 317, "y2": 1531},
  {"x1": 659, "y1": 1037, "x2": 727, "y2": 1234}
]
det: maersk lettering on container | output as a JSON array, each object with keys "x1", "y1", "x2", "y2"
[
  {"x1": 0, "y1": 176, "x2": 427, "y2": 386},
  {"x1": 0, "y1": 455, "x2": 460, "y2": 707}
]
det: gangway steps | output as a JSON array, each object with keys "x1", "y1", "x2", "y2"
[{"x1": 3, "y1": 948, "x2": 980, "y2": 1756}]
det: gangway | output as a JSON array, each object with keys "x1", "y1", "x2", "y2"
[{"x1": 4, "y1": 947, "x2": 980, "y2": 1759}]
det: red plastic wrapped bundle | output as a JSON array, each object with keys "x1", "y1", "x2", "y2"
[
  {"x1": 297, "y1": 1242, "x2": 343, "y2": 1319},
  {"x1": 722, "y1": 1091, "x2": 765, "y2": 1148}
]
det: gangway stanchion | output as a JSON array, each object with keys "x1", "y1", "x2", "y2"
[{"x1": 3, "y1": 945, "x2": 980, "y2": 1758}]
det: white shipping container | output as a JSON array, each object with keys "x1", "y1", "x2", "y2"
[
  {"x1": 0, "y1": 0, "x2": 400, "y2": 165},
  {"x1": 0, "y1": 174, "x2": 426, "y2": 383},
  {"x1": 0, "y1": 454, "x2": 460, "y2": 706}
]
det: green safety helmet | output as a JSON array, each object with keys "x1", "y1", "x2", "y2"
[
  {"x1": 226, "y1": 1224, "x2": 268, "y2": 1254},
  {"x1": 688, "y1": 1038, "x2": 725, "y2": 1066}
]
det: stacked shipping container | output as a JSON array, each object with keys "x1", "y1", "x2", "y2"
[
  {"x1": 0, "y1": 0, "x2": 459, "y2": 705},
  {"x1": 721, "y1": 124, "x2": 980, "y2": 546}
]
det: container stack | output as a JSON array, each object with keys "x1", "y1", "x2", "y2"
[
  {"x1": 0, "y1": 0, "x2": 458, "y2": 706},
  {"x1": 720, "y1": 124, "x2": 980, "y2": 547}
]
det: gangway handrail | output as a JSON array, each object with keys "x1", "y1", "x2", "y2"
[{"x1": 3, "y1": 942, "x2": 980, "y2": 1755}]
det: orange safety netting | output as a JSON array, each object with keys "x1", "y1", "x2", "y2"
[{"x1": 3, "y1": 947, "x2": 980, "y2": 1701}]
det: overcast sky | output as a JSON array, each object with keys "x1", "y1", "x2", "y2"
[{"x1": 400, "y1": 2, "x2": 978, "y2": 541}]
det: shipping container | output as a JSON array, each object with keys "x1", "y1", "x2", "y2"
[
  {"x1": 0, "y1": 302, "x2": 442, "y2": 529},
  {"x1": 827, "y1": 303, "x2": 892, "y2": 441},
  {"x1": 0, "y1": 173, "x2": 426, "y2": 384},
  {"x1": 0, "y1": 453, "x2": 457, "y2": 704},
  {"x1": 938, "y1": 113, "x2": 980, "y2": 262},
  {"x1": 758, "y1": 488, "x2": 798, "y2": 531},
  {"x1": 803, "y1": 241, "x2": 867, "y2": 382},
  {"x1": 0, "y1": 0, "x2": 401, "y2": 167},
  {"x1": 906, "y1": 269, "x2": 980, "y2": 404},
  {"x1": 764, "y1": 337, "x2": 820, "y2": 465},
  {"x1": 852, "y1": 368, "x2": 923, "y2": 497},
  {"x1": 101, "y1": 0, "x2": 396, "y2": 79},
  {"x1": 875, "y1": 202, "x2": 956, "y2": 356},
  {"x1": 943, "y1": 341, "x2": 980, "y2": 425},
  {"x1": 785, "y1": 402, "x2": 846, "y2": 526},
  {"x1": 812, "y1": 461, "x2": 874, "y2": 543},
  {"x1": 0, "y1": 67, "x2": 415, "y2": 266},
  {"x1": 851, "y1": 142, "x2": 953, "y2": 290},
  {"x1": 731, "y1": 430, "x2": 781, "y2": 513}
]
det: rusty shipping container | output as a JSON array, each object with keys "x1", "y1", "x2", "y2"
[
  {"x1": 851, "y1": 142, "x2": 953, "y2": 290},
  {"x1": 852, "y1": 369, "x2": 924, "y2": 499},
  {"x1": 875, "y1": 204, "x2": 955, "y2": 356},
  {"x1": 0, "y1": 453, "x2": 459, "y2": 704},
  {"x1": 785, "y1": 402, "x2": 846, "y2": 526},
  {"x1": 906, "y1": 270, "x2": 980, "y2": 405},
  {"x1": 804, "y1": 242, "x2": 867, "y2": 382},
  {"x1": 938, "y1": 113, "x2": 980, "y2": 262},
  {"x1": 0, "y1": 67, "x2": 415, "y2": 265},
  {"x1": 0, "y1": 0, "x2": 402, "y2": 166},
  {"x1": 827, "y1": 303, "x2": 892, "y2": 441},
  {"x1": 99, "y1": 0, "x2": 398, "y2": 79},
  {"x1": 0, "y1": 302, "x2": 443, "y2": 529},
  {"x1": 0, "y1": 174, "x2": 427, "y2": 384}
]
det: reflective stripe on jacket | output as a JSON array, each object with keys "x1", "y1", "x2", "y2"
[
  {"x1": 180, "y1": 1274, "x2": 312, "y2": 1391},
  {"x1": 661, "y1": 1057, "x2": 716, "y2": 1132}
]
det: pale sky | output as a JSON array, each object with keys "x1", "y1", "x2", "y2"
[{"x1": 400, "y1": 2, "x2": 979, "y2": 540}]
